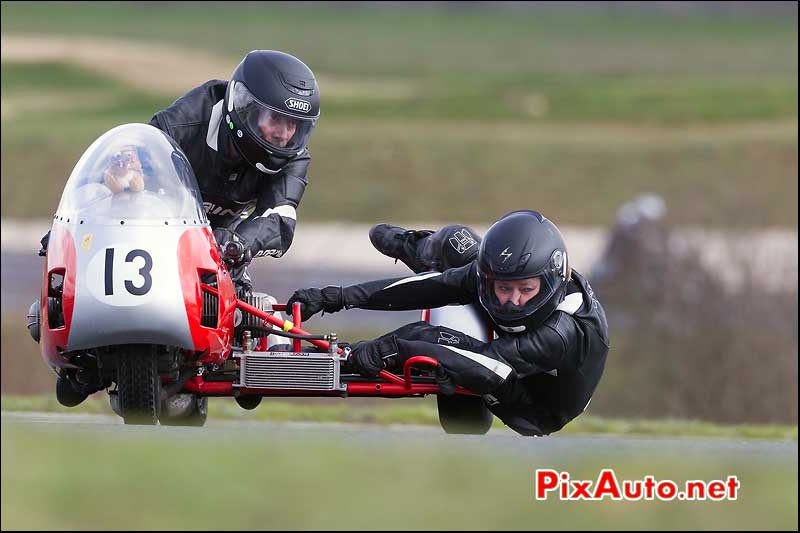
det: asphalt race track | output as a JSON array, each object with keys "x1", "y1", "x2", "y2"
[{"x1": 2, "y1": 411, "x2": 796, "y2": 462}]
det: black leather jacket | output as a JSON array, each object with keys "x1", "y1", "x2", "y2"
[
  {"x1": 343, "y1": 265, "x2": 608, "y2": 371},
  {"x1": 149, "y1": 80, "x2": 310, "y2": 258},
  {"x1": 340, "y1": 264, "x2": 611, "y2": 435}
]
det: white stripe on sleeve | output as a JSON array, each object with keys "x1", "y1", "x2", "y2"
[
  {"x1": 384, "y1": 271, "x2": 442, "y2": 290},
  {"x1": 205, "y1": 100, "x2": 224, "y2": 151},
  {"x1": 256, "y1": 205, "x2": 297, "y2": 221},
  {"x1": 442, "y1": 345, "x2": 514, "y2": 380}
]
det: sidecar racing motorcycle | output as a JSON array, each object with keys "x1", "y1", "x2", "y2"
[{"x1": 26, "y1": 123, "x2": 494, "y2": 433}]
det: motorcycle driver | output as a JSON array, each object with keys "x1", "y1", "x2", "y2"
[
  {"x1": 36, "y1": 50, "x2": 320, "y2": 408},
  {"x1": 38, "y1": 50, "x2": 320, "y2": 298},
  {"x1": 286, "y1": 211, "x2": 610, "y2": 436},
  {"x1": 148, "y1": 49, "x2": 320, "y2": 295}
]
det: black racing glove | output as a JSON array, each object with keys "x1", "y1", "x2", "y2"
[
  {"x1": 286, "y1": 286, "x2": 344, "y2": 322},
  {"x1": 345, "y1": 335, "x2": 400, "y2": 378}
]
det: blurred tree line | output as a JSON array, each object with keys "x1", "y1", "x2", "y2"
[{"x1": 589, "y1": 195, "x2": 798, "y2": 424}]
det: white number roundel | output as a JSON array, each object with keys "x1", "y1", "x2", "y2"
[{"x1": 86, "y1": 244, "x2": 159, "y2": 307}]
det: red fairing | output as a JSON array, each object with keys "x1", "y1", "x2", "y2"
[
  {"x1": 40, "y1": 223, "x2": 76, "y2": 371},
  {"x1": 177, "y1": 228, "x2": 236, "y2": 363}
]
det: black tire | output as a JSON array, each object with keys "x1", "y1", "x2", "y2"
[
  {"x1": 117, "y1": 345, "x2": 161, "y2": 425},
  {"x1": 108, "y1": 391, "x2": 122, "y2": 417},
  {"x1": 235, "y1": 395, "x2": 262, "y2": 410},
  {"x1": 437, "y1": 394, "x2": 494, "y2": 435},
  {"x1": 159, "y1": 396, "x2": 208, "y2": 427}
]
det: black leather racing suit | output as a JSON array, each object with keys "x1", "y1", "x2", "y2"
[
  {"x1": 148, "y1": 80, "x2": 310, "y2": 259},
  {"x1": 340, "y1": 265, "x2": 610, "y2": 436}
]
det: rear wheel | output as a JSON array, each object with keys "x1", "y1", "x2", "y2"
[
  {"x1": 159, "y1": 395, "x2": 208, "y2": 427},
  {"x1": 117, "y1": 345, "x2": 161, "y2": 425},
  {"x1": 437, "y1": 394, "x2": 493, "y2": 435}
]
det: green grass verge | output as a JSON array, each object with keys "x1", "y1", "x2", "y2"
[
  {"x1": 2, "y1": 394, "x2": 796, "y2": 441},
  {"x1": 2, "y1": 32, "x2": 797, "y2": 125},
  {"x1": 2, "y1": 4, "x2": 797, "y2": 225},
  {"x1": 2, "y1": 62, "x2": 797, "y2": 225},
  {"x1": 3, "y1": 2, "x2": 797, "y2": 80},
  {"x1": 2, "y1": 419, "x2": 797, "y2": 530}
]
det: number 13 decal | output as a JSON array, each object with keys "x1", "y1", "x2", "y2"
[{"x1": 104, "y1": 248, "x2": 153, "y2": 296}]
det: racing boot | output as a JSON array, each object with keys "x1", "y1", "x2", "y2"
[
  {"x1": 369, "y1": 224, "x2": 434, "y2": 273},
  {"x1": 369, "y1": 224, "x2": 482, "y2": 273}
]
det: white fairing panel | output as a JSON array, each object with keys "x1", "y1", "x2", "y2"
[
  {"x1": 426, "y1": 304, "x2": 492, "y2": 343},
  {"x1": 52, "y1": 123, "x2": 210, "y2": 351},
  {"x1": 55, "y1": 123, "x2": 207, "y2": 226},
  {"x1": 66, "y1": 223, "x2": 194, "y2": 350}
]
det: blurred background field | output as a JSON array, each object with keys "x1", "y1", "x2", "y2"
[
  {"x1": 2, "y1": 416, "x2": 797, "y2": 530},
  {"x1": 1, "y1": 2, "x2": 797, "y2": 530},
  {"x1": 2, "y1": 0, "x2": 797, "y2": 409},
  {"x1": 2, "y1": 0, "x2": 796, "y2": 422},
  {"x1": 1, "y1": 1, "x2": 797, "y2": 225}
]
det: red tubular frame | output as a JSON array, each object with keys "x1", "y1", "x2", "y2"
[
  {"x1": 182, "y1": 376, "x2": 450, "y2": 397},
  {"x1": 291, "y1": 302, "x2": 302, "y2": 353},
  {"x1": 193, "y1": 286, "x2": 474, "y2": 397},
  {"x1": 404, "y1": 356, "x2": 438, "y2": 389}
]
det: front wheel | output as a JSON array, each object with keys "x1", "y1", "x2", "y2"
[
  {"x1": 437, "y1": 394, "x2": 493, "y2": 435},
  {"x1": 116, "y1": 345, "x2": 161, "y2": 425}
]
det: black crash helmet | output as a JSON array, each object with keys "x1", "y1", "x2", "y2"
[
  {"x1": 223, "y1": 50, "x2": 320, "y2": 172},
  {"x1": 477, "y1": 210, "x2": 572, "y2": 333}
]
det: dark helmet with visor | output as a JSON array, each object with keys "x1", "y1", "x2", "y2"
[
  {"x1": 477, "y1": 210, "x2": 571, "y2": 333},
  {"x1": 223, "y1": 50, "x2": 320, "y2": 172}
]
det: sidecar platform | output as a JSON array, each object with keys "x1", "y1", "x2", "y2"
[{"x1": 181, "y1": 287, "x2": 472, "y2": 399}]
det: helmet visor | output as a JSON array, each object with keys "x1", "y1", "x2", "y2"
[{"x1": 231, "y1": 81, "x2": 317, "y2": 155}]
